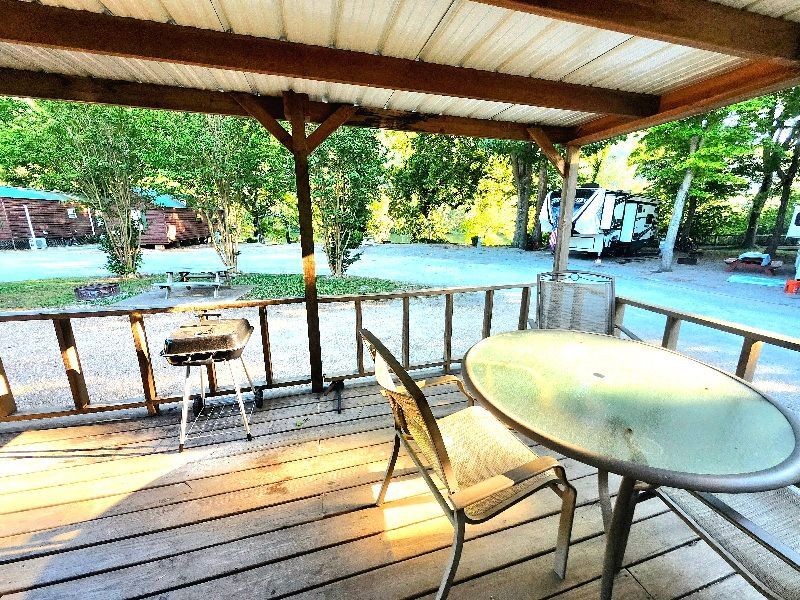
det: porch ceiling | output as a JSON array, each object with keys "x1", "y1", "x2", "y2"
[{"x1": 0, "y1": 0, "x2": 799, "y2": 142}]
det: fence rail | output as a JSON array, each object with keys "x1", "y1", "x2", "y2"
[{"x1": 1, "y1": 283, "x2": 798, "y2": 424}]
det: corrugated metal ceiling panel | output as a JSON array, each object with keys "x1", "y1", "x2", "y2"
[{"x1": 711, "y1": 0, "x2": 800, "y2": 21}]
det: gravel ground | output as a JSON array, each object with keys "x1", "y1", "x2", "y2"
[{"x1": 1, "y1": 243, "x2": 798, "y2": 416}]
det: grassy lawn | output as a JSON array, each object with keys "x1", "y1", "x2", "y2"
[
  {"x1": 0, "y1": 276, "x2": 161, "y2": 311},
  {"x1": 0, "y1": 273, "x2": 409, "y2": 310},
  {"x1": 233, "y1": 273, "x2": 409, "y2": 298}
]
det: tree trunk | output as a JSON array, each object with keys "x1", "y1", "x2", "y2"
[
  {"x1": 743, "y1": 166, "x2": 775, "y2": 248},
  {"x1": 767, "y1": 142, "x2": 800, "y2": 256},
  {"x1": 511, "y1": 153, "x2": 533, "y2": 249},
  {"x1": 679, "y1": 195, "x2": 698, "y2": 246},
  {"x1": 529, "y1": 160, "x2": 549, "y2": 250},
  {"x1": 660, "y1": 135, "x2": 700, "y2": 272}
]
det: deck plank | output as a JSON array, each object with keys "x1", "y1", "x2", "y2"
[{"x1": 0, "y1": 380, "x2": 765, "y2": 600}]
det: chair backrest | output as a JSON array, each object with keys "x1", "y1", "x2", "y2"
[
  {"x1": 537, "y1": 270, "x2": 615, "y2": 335},
  {"x1": 360, "y1": 329, "x2": 457, "y2": 491}
]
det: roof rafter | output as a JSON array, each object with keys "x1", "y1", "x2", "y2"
[
  {"x1": 0, "y1": 68, "x2": 575, "y2": 143},
  {"x1": 569, "y1": 60, "x2": 800, "y2": 145},
  {"x1": 475, "y1": 0, "x2": 800, "y2": 63},
  {"x1": 0, "y1": 0, "x2": 658, "y2": 117}
]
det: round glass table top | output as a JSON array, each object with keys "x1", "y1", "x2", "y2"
[{"x1": 463, "y1": 330, "x2": 800, "y2": 491}]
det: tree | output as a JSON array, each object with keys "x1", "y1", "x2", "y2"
[
  {"x1": 154, "y1": 113, "x2": 278, "y2": 271},
  {"x1": 0, "y1": 100, "x2": 154, "y2": 276},
  {"x1": 389, "y1": 133, "x2": 487, "y2": 241},
  {"x1": 311, "y1": 127, "x2": 386, "y2": 277},
  {"x1": 632, "y1": 111, "x2": 750, "y2": 271}
]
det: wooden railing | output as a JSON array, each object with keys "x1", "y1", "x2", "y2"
[
  {"x1": 0, "y1": 282, "x2": 536, "y2": 423},
  {"x1": 1, "y1": 284, "x2": 798, "y2": 424},
  {"x1": 615, "y1": 296, "x2": 800, "y2": 381}
]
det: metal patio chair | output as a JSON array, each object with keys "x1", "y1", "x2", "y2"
[
  {"x1": 658, "y1": 486, "x2": 800, "y2": 600},
  {"x1": 360, "y1": 329, "x2": 577, "y2": 600},
  {"x1": 531, "y1": 270, "x2": 640, "y2": 532}
]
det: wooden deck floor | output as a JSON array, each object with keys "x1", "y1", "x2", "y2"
[{"x1": 0, "y1": 379, "x2": 766, "y2": 599}]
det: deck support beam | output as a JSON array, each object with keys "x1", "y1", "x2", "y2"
[
  {"x1": 553, "y1": 145, "x2": 581, "y2": 272},
  {"x1": 239, "y1": 90, "x2": 355, "y2": 393}
]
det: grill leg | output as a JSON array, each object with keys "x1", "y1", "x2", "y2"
[
  {"x1": 227, "y1": 360, "x2": 252, "y2": 441},
  {"x1": 179, "y1": 365, "x2": 192, "y2": 452},
  {"x1": 240, "y1": 357, "x2": 255, "y2": 391}
]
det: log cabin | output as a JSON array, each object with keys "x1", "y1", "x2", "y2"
[{"x1": 0, "y1": 185, "x2": 209, "y2": 249}]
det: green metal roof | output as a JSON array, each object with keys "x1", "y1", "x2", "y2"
[{"x1": 0, "y1": 185, "x2": 187, "y2": 208}]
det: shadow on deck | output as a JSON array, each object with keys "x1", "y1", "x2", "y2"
[{"x1": 0, "y1": 380, "x2": 764, "y2": 599}]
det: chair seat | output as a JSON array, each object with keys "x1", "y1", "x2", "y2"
[
  {"x1": 431, "y1": 406, "x2": 558, "y2": 522},
  {"x1": 660, "y1": 486, "x2": 800, "y2": 600}
]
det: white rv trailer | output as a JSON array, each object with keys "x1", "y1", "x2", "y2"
[{"x1": 539, "y1": 184, "x2": 659, "y2": 256}]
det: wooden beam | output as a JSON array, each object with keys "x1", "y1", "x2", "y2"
[
  {"x1": 285, "y1": 91, "x2": 324, "y2": 393},
  {"x1": 306, "y1": 105, "x2": 358, "y2": 154},
  {"x1": 570, "y1": 61, "x2": 800, "y2": 145},
  {"x1": 129, "y1": 312, "x2": 159, "y2": 416},
  {"x1": 527, "y1": 126, "x2": 564, "y2": 176},
  {"x1": 0, "y1": 355, "x2": 16, "y2": 418},
  {"x1": 475, "y1": 0, "x2": 800, "y2": 63},
  {"x1": 233, "y1": 93, "x2": 292, "y2": 150},
  {"x1": 0, "y1": 0, "x2": 659, "y2": 117},
  {"x1": 0, "y1": 68, "x2": 573, "y2": 143},
  {"x1": 553, "y1": 145, "x2": 581, "y2": 271}
]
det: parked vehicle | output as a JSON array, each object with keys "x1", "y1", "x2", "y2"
[{"x1": 539, "y1": 183, "x2": 658, "y2": 257}]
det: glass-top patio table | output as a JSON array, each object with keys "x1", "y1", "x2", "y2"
[{"x1": 462, "y1": 329, "x2": 800, "y2": 600}]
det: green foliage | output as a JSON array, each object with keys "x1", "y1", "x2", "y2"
[
  {"x1": 0, "y1": 276, "x2": 159, "y2": 310},
  {"x1": 233, "y1": 273, "x2": 408, "y2": 299},
  {"x1": 461, "y1": 154, "x2": 516, "y2": 245},
  {"x1": 388, "y1": 132, "x2": 488, "y2": 240},
  {"x1": 311, "y1": 126, "x2": 386, "y2": 276}
]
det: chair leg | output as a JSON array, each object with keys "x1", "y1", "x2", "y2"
[
  {"x1": 178, "y1": 365, "x2": 192, "y2": 452},
  {"x1": 227, "y1": 361, "x2": 253, "y2": 441},
  {"x1": 436, "y1": 510, "x2": 466, "y2": 600},
  {"x1": 376, "y1": 434, "x2": 400, "y2": 506},
  {"x1": 598, "y1": 469, "x2": 612, "y2": 534},
  {"x1": 553, "y1": 480, "x2": 577, "y2": 579}
]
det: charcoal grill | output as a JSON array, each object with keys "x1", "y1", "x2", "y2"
[{"x1": 162, "y1": 313, "x2": 262, "y2": 451}]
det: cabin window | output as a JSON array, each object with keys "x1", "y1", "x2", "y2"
[{"x1": 66, "y1": 207, "x2": 77, "y2": 219}]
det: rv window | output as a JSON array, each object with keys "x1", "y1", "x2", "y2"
[
  {"x1": 646, "y1": 215, "x2": 655, "y2": 224},
  {"x1": 796, "y1": 212, "x2": 800, "y2": 226}
]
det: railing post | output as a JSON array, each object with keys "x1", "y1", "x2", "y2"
[
  {"x1": 402, "y1": 296, "x2": 410, "y2": 368},
  {"x1": 613, "y1": 300, "x2": 626, "y2": 338},
  {"x1": 53, "y1": 318, "x2": 90, "y2": 410},
  {"x1": 482, "y1": 290, "x2": 494, "y2": 338},
  {"x1": 355, "y1": 300, "x2": 365, "y2": 375},
  {"x1": 661, "y1": 316, "x2": 682, "y2": 350},
  {"x1": 0, "y1": 355, "x2": 16, "y2": 417},
  {"x1": 518, "y1": 286, "x2": 531, "y2": 330},
  {"x1": 129, "y1": 312, "x2": 159, "y2": 415},
  {"x1": 736, "y1": 338, "x2": 763, "y2": 381},
  {"x1": 259, "y1": 306, "x2": 274, "y2": 385},
  {"x1": 443, "y1": 293, "x2": 454, "y2": 373}
]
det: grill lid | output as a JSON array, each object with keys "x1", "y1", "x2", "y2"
[{"x1": 162, "y1": 318, "x2": 253, "y2": 357}]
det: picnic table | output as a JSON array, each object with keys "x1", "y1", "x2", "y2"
[
  {"x1": 724, "y1": 254, "x2": 784, "y2": 275},
  {"x1": 159, "y1": 268, "x2": 234, "y2": 299},
  {"x1": 462, "y1": 329, "x2": 800, "y2": 600}
]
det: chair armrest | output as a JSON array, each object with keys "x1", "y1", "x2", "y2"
[
  {"x1": 416, "y1": 374, "x2": 462, "y2": 389},
  {"x1": 614, "y1": 323, "x2": 642, "y2": 341},
  {"x1": 448, "y1": 455, "x2": 560, "y2": 510}
]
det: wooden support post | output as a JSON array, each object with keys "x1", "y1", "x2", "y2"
[
  {"x1": 259, "y1": 306, "x2": 274, "y2": 385},
  {"x1": 355, "y1": 300, "x2": 365, "y2": 375},
  {"x1": 53, "y1": 318, "x2": 90, "y2": 410},
  {"x1": 518, "y1": 286, "x2": 531, "y2": 330},
  {"x1": 443, "y1": 294, "x2": 454, "y2": 374},
  {"x1": 661, "y1": 316, "x2": 682, "y2": 350},
  {"x1": 736, "y1": 338, "x2": 763, "y2": 381},
  {"x1": 482, "y1": 290, "x2": 494, "y2": 338},
  {"x1": 0, "y1": 355, "x2": 16, "y2": 417},
  {"x1": 285, "y1": 91, "x2": 324, "y2": 393},
  {"x1": 129, "y1": 312, "x2": 159, "y2": 415},
  {"x1": 402, "y1": 296, "x2": 410, "y2": 368},
  {"x1": 553, "y1": 145, "x2": 581, "y2": 272}
]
